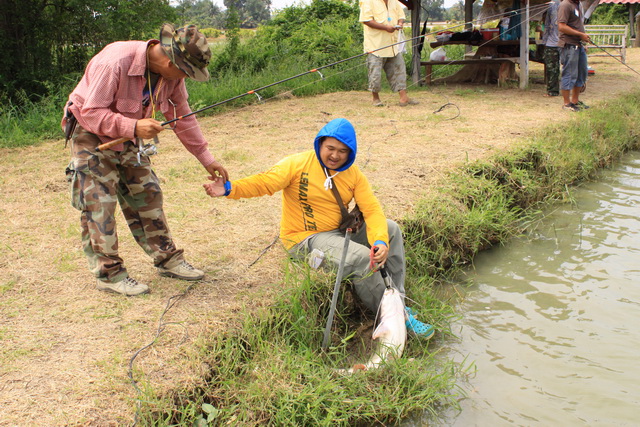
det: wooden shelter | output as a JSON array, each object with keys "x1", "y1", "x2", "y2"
[
  {"x1": 399, "y1": 0, "x2": 601, "y2": 88},
  {"x1": 598, "y1": 0, "x2": 640, "y2": 39}
]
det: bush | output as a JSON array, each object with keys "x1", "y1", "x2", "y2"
[
  {"x1": 589, "y1": 4, "x2": 629, "y2": 25},
  {"x1": 201, "y1": 27, "x2": 222, "y2": 38}
]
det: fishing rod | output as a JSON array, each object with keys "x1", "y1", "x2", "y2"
[
  {"x1": 588, "y1": 39, "x2": 640, "y2": 77},
  {"x1": 95, "y1": 39, "x2": 418, "y2": 152},
  {"x1": 95, "y1": 2, "x2": 551, "y2": 152}
]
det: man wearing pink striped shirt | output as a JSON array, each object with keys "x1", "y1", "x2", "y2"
[{"x1": 62, "y1": 23, "x2": 228, "y2": 296}]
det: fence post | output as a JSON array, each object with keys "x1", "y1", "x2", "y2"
[{"x1": 636, "y1": 11, "x2": 640, "y2": 47}]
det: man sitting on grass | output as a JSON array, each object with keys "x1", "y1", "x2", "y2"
[{"x1": 203, "y1": 118, "x2": 434, "y2": 339}]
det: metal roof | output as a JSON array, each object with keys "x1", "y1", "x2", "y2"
[{"x1": 599, "y1": 0, "x2": 640, "y2": 4}]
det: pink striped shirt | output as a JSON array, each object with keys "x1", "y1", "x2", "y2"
[{"x1": 65, "y1": 40, "x2": 215, "y2": 167}]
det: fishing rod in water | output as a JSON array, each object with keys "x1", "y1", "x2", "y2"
[{"x1": 95, "y1": 3, "x2": 550, "y2": 153}]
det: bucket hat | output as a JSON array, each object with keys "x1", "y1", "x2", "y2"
[{"x1": 159, "y1": 23, "x2": 211, "y2": 82}]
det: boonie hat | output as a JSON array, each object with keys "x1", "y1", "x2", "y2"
[{"x1": 159, "y1": 23, "x2": 211, "y2": 82}]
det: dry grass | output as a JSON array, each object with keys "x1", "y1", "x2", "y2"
[{"x1": 1, "y1": 52, "x2": 639, "y2": 425}]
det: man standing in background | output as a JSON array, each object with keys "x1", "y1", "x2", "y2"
[
  {"x1": 359, "y1": 0, "x2": 418, "y2": 107},
  {"x1": 557, "y1": 0, "x2": 591, "y2": 111},
  {"x1": 542, "y1": 0, "x2": 561, "y2": 97}
]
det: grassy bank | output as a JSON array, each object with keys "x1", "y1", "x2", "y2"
[{"x1": 132, "y1": 93, "x2": 640, "y2": 425}]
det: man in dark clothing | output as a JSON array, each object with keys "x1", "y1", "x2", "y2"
[
  {"x1": 557, "y1": 0, "x2": 591, "y2": 111},
  {"x1": 542, "y1": 0, "x2": 561, "y2": 97}
]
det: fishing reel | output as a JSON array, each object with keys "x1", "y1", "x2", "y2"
[{"x1": 135, "y1": 135, "x2": 160, "y2": 166}]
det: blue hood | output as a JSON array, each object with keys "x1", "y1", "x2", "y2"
[{"x1": 313, "y1": 118, "x2": 357, "y2": 172}]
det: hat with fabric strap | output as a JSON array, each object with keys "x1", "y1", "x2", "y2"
[{"x1": 159, "y1": 23, "x2": 211, "y2": 82}]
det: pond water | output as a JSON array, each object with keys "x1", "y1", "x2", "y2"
[{"x1": 436, "y1": 151, "x2": 640, "y2": 426}]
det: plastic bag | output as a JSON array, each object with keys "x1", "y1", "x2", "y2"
[
  {"x1": 397, "y1": 29, "x2": 407, "y2": 54},
  {"x1": 429, "y1": 47, "x2": 446, "y2": 61}
]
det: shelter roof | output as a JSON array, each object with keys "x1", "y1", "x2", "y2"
[{"x1": 599, "y1": 0, "x2": 640, "y2": 4}]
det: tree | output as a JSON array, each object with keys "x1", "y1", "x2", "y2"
[
  {"x1": 174, "y1": 0, "x2": 225, "y2": 28},
  {"x1": 223, "y1": 0, "x2": 272, "y2": 28},
  {"x1": 420, "y1": 0, "x2": 446, "y2": 22},
  {"x1": 0, "y1": 0, "x2": 175, "y2": 103}
]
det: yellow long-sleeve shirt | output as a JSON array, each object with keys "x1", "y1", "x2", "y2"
[{"x1": 228, "y1": 150, "x2": 389, "y2": 249}]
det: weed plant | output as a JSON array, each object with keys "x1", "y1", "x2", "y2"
[
  {"x1": 403, "y1": 91, "x2": 640, "y2": 278},
  {"x1": 134, "y1": 92, "x2": 640, "y2": 426},
  {"x1": 0, "y1": 0, "x2": 473, "y2": 149},
  {"x1": 138, "y1": 261, "x2": 461, "y2": 425}
]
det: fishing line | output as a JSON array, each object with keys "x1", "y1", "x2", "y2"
[
  {"x1": 123, "y1": 7, "x2": 570, "y2": 423},
  {"x1": 117, "y1": 1, "x2": 555, "y2": 148},
  {"x1": 415, "y1": 1, "x2": 549, "y2": 84},
  {"x1": 172, "y1": 57, "x2": 368, "y2": 139},
  {"x1": 128, "y1": 281, "x2": 197, "y2": 426},
  {"x1": 588, "y1": 40, "x2": 640, "y2": 76},
  {"x1": 407, "y1": 2, "x2": 549, "y2": 118}
]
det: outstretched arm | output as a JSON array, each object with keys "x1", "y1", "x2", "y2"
[{"x1": 203, "y1": 176, "x2": 227, "y2": 197}]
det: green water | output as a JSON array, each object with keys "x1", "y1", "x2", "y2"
[{"x1": 440, "y1": 151, "x2": 640, "y2": 426}]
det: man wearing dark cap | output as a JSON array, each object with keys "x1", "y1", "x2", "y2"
[{"x1": 62, "y1": 23, "x2": 228, "y2": 296}]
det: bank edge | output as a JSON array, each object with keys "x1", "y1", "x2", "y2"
[{"x1": 141, "y1": 91, "x2": 640, "y2": 426}]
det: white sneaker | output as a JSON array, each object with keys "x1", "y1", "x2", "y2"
[
  {"x1": 157, "y1": 260, "x2": 204, "y2": 281},
  {"x1": 96, "y1": 277, "x2": 149, "y2": 296}
]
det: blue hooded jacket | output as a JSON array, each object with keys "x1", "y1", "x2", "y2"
[{"x1": 313, "y1": 118, "x2": 357, "y2": 172}]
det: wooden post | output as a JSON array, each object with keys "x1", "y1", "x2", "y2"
[
  {"x1": 629, "y1": 4, "x2": 636, "y2": 40},
  {"x1": 519, "y1": 0, "x2": 530, "y2": 89},
  {"x1": 411, "y1": 0, "x2": 422, "y2": 84},
  {"x1": 636, "y1": 10, "x2": 640, "y2": 47},
  {"x1": 465, "y1": 0, "x2": 473, "y2": 55}
]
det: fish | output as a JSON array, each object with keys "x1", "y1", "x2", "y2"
[{"x1": 337, "y1": 286, "x2": 407, "y2": 374}]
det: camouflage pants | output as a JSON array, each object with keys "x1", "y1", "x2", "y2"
[
  {"x1": 66, "y1": 126, "x2": 183, "y2": 282},
  {"x1": 544, "y1": 46, "x2": 560, "y2": 96},
  {"x1": 366, "y1": 53, "x2": 407, "y2": 93}
]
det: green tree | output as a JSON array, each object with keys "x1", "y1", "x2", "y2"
[
  {"x1": 444, "y1": 0, "x2": 482, "y2": 23},
  {"x1": 420, "y1": 0, "x2": 446, "y2": 22},
  {"x1": 590, "y1": 4, "x2": 628, "y2": 25},
  {"x1": 0, "y1": 0, "x2": 175, "y2": 103},
  {"x1": 174, "y1": 0, "x2": 225, "y2": 28},
  {"x1": 223, "y1": 0, "x2": 272, "y2": 28}
]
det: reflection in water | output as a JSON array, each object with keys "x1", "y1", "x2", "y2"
[{"x1": 439, "y1": 151, "x2": 640, "y2": 426}]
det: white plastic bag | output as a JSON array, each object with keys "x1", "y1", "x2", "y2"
[
  {"x1": 429, "y1": 47, "x2": 446, "y2": 61},
  {"x1": 397, "y1": 29, "x2": 407, "y2": 54}
]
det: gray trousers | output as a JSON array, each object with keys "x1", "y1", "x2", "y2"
[
  {"x1": 366, "y1": 53, "x2": 408, "y2": 93},
  {"x1": 290, "y1": 219, "x2": 405, "y2": 313}
]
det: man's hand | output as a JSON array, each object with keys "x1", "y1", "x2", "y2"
[
  {"x1": 205, "y1": 160, "x2": 229, "y2": 182},
  {"x1": 135, "y1": 118, "x2": 165, "y2": 139},
  {"x1": 203, "y1": 175, "x2": 226, "y2": 197},
  {"x1": 371, "y1": 243, "x2": 389, "y2": 266}
]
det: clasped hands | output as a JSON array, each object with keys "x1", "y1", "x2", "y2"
[{"x1": 203, "y1": 174, "x2": 227, "y2": 197}]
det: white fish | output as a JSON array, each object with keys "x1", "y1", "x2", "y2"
[{"x1": 337, "y1": 286, "x2": 407, "y2": 374}]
